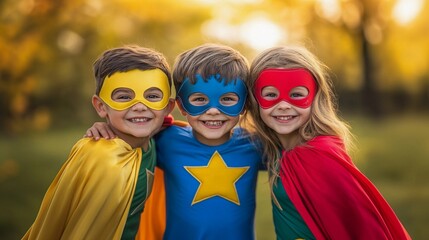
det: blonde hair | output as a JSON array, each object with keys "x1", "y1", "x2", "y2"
[{"x1": 241, "y1": 46, "x2": 353, "y2": 187}]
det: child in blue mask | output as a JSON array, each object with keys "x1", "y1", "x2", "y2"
[{"x1": 86, "y1": 43, "x2": 265, "y2": 240}]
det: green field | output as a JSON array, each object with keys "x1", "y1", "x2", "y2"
[{"x1": 1, "y1": 114, "x2": 428, "y2": 239}]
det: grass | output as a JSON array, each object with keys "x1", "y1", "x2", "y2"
[
  {"x1": 347, "y1": 114, "x2": 429, "y2": 239},
  {"x1": 1, "y1": 114, "x2": 428, "y2": 239}
]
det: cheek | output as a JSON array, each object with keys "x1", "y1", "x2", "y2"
[
  {"x1": 300, "y1": 108, "x2": 312, "y2": 122},
  {"x1": 259, "y1": 108, "x2": 271, "y2": 123},
  {"x1": 185, "y1": 115, "x2": 198, "y2": 123},
  {"x1": 228, "y1": 116, "x2": 240, "y2": 126},
  {"x1": 154, "y1": 109, "x2": 170, "y2": 120},
  {"x1": 108, "y1": 110, "x2": 124, "y2": 119},
  {"x1": 160, "y1": 109, "x2": 170, "y2": 117}
]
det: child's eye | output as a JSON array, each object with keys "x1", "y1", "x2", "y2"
[
  {"x1": 220, "y1": 93, "x2": 239, "y2": 106},
  {"x1": 144, "y1": 88, "x2": 164, "y2": 102},
  {"x1": 118, "y1": 95, "x2": 132, "y2": 100},
  {"x1": 192, "y1": 97, "x2": 206, "y2": 102},
  {"x1": 222, "y1": 97, "x2": 234, "y2": 101},
  {"x1": 146, "y1": 94, "x2": 162, "y2": 101},
  {"x1": 263, "y1": 92, "x2": 277, "y2": 98},
  {"x1": 188, "y1": 93, "x2": 208, "y2": 106},
  {"x1": 261, "y1": 86, "x2": 279, "y2": 100},
  {"x1": 289, "y1": 86, "x2": 309, "y2": 99},
  {"x1": 290, "y1": 92, "x2": 304, "y2": 98},
  {"x1": 112, "y1": 88, "x2": 134, "y2": 102}
]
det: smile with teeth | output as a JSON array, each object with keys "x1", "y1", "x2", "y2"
[
  {"x1": 274, "y1": 115, "x2": 295, "y2": 121},
  {"x1": 202, "y1": 120, "x2": 224, "y2": 127},
  {"x1": 129, "y1": 117, "x2": 150, "y2": 123}
]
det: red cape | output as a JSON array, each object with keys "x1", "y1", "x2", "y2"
[{"x1": 280, "y1": 136, "x2": 411, "y2": 239}]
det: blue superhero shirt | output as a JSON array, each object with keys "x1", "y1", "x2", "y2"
[{"x1": 155, "y1": 125, "x2": 263, "y2": 240}]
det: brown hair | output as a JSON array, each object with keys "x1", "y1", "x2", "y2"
[
  {"x1": 172, "y1": 43, "x2": 249, "y2": 90},
  {"x1": 93, "y1": 44, "x2": 171, "y2": 95}
]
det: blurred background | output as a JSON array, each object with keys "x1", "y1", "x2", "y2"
[{"x1": 1, "y1": 0, "x2": 428, "y2": 239}]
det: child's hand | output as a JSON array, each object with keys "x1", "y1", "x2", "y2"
[{"x1": 84, "y1": 122, "x2": 116, "y2": 140}]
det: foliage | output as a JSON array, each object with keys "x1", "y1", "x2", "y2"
[{"x1": 1, "y1": 0, "x2": 428, "y2": 133}]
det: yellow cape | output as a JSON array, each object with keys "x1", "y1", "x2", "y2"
[{"x1": 23, "y1": 138, "x2": 142, "y2": 240}]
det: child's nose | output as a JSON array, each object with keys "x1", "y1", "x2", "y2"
[
  {"x1": 276, "y1": 100, "x2": 292, "y2": 110},
  {"x1": 131, "y1": 102, "x2": 148, "y2": 111},
  {"x1": 205, "y1": 107, "x2": 221, "y2": 115}
]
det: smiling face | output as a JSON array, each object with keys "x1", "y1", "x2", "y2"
[
  {"x1": 254, "y1": 68, "x2": 317, "y2": 147},
  {"x1": 181, "y1": 92, "x2": 240, "y2": 146},
  {"x1": 93, "y1": 69, "x2": 173, "y2": 148},
  {"x1": 176, "y1": 74, "x2": 245, "y2": 146},
  {"x1": 258, "y1": 85, "x2": 311, "y2": 138}
]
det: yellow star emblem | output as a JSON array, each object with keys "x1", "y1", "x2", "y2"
[{"x1": 184, "y1": 151, "x2": 249, "y2": 205}]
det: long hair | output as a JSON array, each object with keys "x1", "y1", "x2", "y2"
[{"x1": 241, "y1": 46, "x2": 354, "y2": 187}]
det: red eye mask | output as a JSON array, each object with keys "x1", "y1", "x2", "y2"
[{"x1": 254, "y1": 68, "x2": 317, "y2": 109}]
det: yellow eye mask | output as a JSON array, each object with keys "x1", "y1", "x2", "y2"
[{"x1": 99, "y1": 69, "x2": 171, "y2": 110}]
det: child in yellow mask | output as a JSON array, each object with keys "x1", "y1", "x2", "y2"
[{"x1": 22, "y1": 45, "x2": 175, "y2": 240}]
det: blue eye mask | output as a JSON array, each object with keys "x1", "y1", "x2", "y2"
[{"x1": 177, "y1": 74, "x2": 247, "y2": 116}]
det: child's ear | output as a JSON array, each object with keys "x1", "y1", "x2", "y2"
[
  {"x1": 166, "y1": 99, "x2": 176, "y2": 114},
  {"x1": 92, "y1": 95, "x2": 108, "y2": 118},
  {"x1": 175, "y1": 100, "x2": 188, "y2": 116}
]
